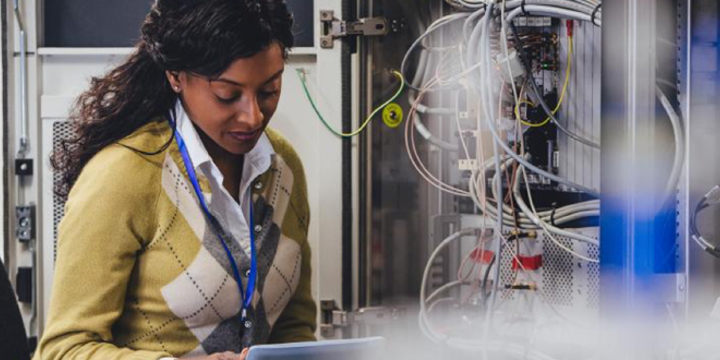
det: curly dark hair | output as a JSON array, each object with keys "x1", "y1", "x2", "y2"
[{"x1": 52, "y1": 0, "x2": 294, "y2": 200}]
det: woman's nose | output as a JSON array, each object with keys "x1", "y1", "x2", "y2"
[{"x1": 237, "y1": 94, "x2": 265, "y2": 128}]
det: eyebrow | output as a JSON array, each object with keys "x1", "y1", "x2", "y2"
[{"x1": 213, "y1": 69, "x2": 284, "y2": 87}]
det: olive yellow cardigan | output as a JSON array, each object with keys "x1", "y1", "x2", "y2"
[{"x1": 35, "y1": 121, "x2": 316, "y2": 359}]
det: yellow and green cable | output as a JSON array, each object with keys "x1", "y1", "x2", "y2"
[{"x1": 297, "y1": 69, "x2": 406, "y2": 138}]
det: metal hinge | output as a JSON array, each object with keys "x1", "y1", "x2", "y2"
[
  {"x1": 319, "y1": 300, "x2": 405, "y2": 338},
  {"x1": 320, "y1": 10, "x2": 388, "y2": 49}
]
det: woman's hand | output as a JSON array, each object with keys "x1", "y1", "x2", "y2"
[{"x1": 184, "y1": 348, "x2": 249, "y2": 360}]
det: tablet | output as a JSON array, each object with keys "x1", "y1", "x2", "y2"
[{"x1": 246, "y1": 337, "x2": 385, "y2": 360}]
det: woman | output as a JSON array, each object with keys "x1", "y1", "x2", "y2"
[{"x1": 35, "y1": 1, "x2": 316, "y2": 359}]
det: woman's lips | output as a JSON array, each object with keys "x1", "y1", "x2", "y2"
[{"x1": 228, "y1": 130, "x2": 261, "y2": 142}]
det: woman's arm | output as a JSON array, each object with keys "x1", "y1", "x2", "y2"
[
  {"x1": 266, "y1": 239, "x2": 317, "y2": 343},
  {"x1": 35, "y1": 146, "x2": 171, "y2": 360}
]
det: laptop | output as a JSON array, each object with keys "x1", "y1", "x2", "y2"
[{"x1": 246, "y1": 337, "x2": 385, "y2": 360}]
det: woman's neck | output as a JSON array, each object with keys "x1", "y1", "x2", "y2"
[{"x1": 196, "y1": 126, "x2": 244, "y2": 202}]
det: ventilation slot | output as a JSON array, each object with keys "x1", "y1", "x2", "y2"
[
  {"x1": 541, "y1": 235, "x2": 574, "y2": 306},
  {"x1": 52, "y1": 121, "x2": 75, "y2": 263}
]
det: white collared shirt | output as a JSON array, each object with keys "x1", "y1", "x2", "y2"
[{"x1": 175, "y1": 101, "x2": 274, "y2": 255}]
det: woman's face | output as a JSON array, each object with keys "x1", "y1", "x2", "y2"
[{"x1": 168, "y1": 43, "x2": 285, "y2": 155}]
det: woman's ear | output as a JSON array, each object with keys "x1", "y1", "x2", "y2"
[{"x1": 166, "y1": 71, "x2": 183, "y2": 93}]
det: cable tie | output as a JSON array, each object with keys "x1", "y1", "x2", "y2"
[
  {"x1": 705, "y1": 185, "x2": 720, "y2": 205},
  {"x1": 520, "y1": 0, "x2": 529, "y2": 16},
  {"x1": 549, "y1": 202, "x2": 558, "y2": 227},
  {"x1": 591, "y1": 3, "x2": 602, "y2": 27}
]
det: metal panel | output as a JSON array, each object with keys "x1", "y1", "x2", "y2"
[
  {"x1": 452, "y1": 215, "x2": 600, "y2": 318},
  {"x1": 558, "y1": 22, "x2": 601, "y2": 191}
]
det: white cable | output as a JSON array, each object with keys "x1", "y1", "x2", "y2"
[
  {"x1": 480, "y1": 158, "x2": 599, "y2": 229},
  {"x1": 419, "y1": 228, "x2": 479, "y2": 343},
  {"x1": 656, "y1": 86, "x2": 685, "y2": 203},
  {"x1": 418, "y1": 228, "x2": 570, "y2": 360},
  {"x1": 415, "y1": 4, "x2": 607, "y2": 354},
  {"x1": 506, "y1": 5, "x2": 596, "y2": 24},
  {"x1": 515, "y1": 165, "x2": 600, "y2": 260},
  {"x1": 465, "y1": 7, "x2": 599, "y2": 196},
  {"x1": 401, "y1": 12, "x2": 472, "y2": 90}
]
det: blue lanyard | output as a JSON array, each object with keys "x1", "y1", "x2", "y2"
[{"x1": 172, "y1": 123, "x2": 258, "y2": 322}]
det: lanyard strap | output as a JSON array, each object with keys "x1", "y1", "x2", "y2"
[{"x1": 173, "y1": 126, "x2": 258, "y2": 321}]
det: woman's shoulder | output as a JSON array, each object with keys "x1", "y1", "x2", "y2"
[
  {"x1": 119, "y1": 120, "x2": 174, "y2": 154},
  {"x1": 90, "y1": 120, "x2": 172, "y2": 167},
  {"x1": 72, "y1": 120, "x2": 173, "y2": 199}
]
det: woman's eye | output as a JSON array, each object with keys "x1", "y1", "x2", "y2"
[
  {"x1": 216, "y1": 94, "x2": 239, "y2": 104},
  {"x1": 260, "y1": 90, "x2": 279, "y2": 98}
]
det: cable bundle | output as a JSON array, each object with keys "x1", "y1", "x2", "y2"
[
  {"x1": 408, "y1": 1, "x2": 689, "y2": 354},
  {"x1": 691, "y1": 186, "x2": 720, "y2": 258}
]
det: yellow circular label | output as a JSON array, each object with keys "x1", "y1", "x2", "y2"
[{"x1": 382, "y1": 103, "x2": 404, "y2": 128}]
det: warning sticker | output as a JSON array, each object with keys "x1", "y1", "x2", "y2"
[{"x1": 382, "y1": 103, "x2": 404, "y2": 128}]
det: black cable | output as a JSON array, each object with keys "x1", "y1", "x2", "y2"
[
  {"x1": 481, "y1": 254, "x2": 496, "y2": 302},
  {"x1": 690, "y1": 196, "x2": 720, "y2": 259},
  {"x1": 591, "y1": 3, "x2": 602, "y2": 27},
  {"x1": 479, "y1": 232, "x2": 534, "y2": 302},
  {"x1": 707, "y1": 248, "x2": 720, "y2": 258},
  {"x1": 520, "y1": 0, "x2": 529, "y2": 16},
  {"x1": 690, "y1": 200, "x2": 706, "y2": 238}
]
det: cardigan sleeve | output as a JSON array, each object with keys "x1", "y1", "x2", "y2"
[
  {"x1": 265, "y1": 133, "x2": 317, "y2": 344},
  {"x1": 34, "y1": 146, "x2": 172, "y2": 360},
  {"x1": 266, "y1": 237, "x2": 317, "y2": 343}
]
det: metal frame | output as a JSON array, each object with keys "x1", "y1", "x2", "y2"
[
  {"x1": 686, "y1": 0, "x2": 720, "y2": 318},
  {"x1": 600, "y1": 0, "x2": 684, "y2": 316}
]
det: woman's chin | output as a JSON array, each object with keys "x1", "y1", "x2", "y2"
[{"x1": 222, "y1": 139, "x2": 259, "y2": 156}]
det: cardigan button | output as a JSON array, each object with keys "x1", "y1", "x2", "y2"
[
  {"x1": 254, "y1": 224, "x2": 263, "y2": 233},
  {"x1": 254, "y1": 181, "x2": 263, "y2": 190},
  {"x1": 244, "y1": 320, "x2": 253, "y2": 329}
]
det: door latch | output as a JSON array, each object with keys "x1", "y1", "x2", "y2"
[
  {"x1": 320, "y1": 300, "x2": 405, "y2": 338},
  {"x1": 320, "y1": 10, "x2": 388, "y2": 49}
]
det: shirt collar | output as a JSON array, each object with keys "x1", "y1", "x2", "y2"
[{"x1": 174, "y1": 100, "x2": 275, "y2": 186}]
